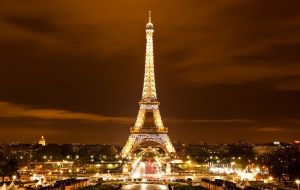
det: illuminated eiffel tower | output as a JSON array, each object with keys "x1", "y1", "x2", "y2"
[{"x1": 121, "y1": 12, "x2": 175, "y2": 158}]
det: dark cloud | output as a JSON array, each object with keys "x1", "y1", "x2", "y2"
[{"x1": 0, "y1": 0, "x2": 300, "y2": 144}]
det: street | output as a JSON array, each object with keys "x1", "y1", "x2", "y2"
[{"x1": 121, "y1": 184, "x2": 169, "y2": 190}]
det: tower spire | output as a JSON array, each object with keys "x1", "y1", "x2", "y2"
[
  {"x1": 143, "y1": 10, "x2": 156, "y2": 102},
  {"x1": 148, "y1": 11, "x2": 151, "y2": 23}
]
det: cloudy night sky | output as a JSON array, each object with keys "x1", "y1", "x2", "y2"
[{"x1": 1, "y1": 0, "x2": 300, "y2": 144}]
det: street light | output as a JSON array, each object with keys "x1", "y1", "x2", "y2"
[
  {"x1": 296, "y1": 179, "x2": 300, "y2": 190},
  {"x1": 269, "y1": 176, "x2": 273, "y2": 190},
  {"x1": 231, "y1": 161, "x2": 235, "y2": 169}
]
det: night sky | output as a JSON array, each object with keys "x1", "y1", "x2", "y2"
[{"x1": 1, "y1": 1, "x2": 300, "y2": 144}]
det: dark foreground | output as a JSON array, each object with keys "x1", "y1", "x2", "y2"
[{"x1": 82, "y1": 183, "x2": 207, "y2": 190}]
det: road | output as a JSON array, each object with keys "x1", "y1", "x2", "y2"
[{"x1": 121, "y1": 184, "x2": 169, "y2": 190}]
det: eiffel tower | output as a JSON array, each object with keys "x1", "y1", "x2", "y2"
[{"x1": 121, "y1": 12, "x2": 175, "y2": 158}]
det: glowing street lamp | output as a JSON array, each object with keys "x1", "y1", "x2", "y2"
[
  {"x1": 269, "y1": 176, "x2": 273, "y2": 190},
  {"x1": 296, "y1": 179, "x2": 300, "y2": 190},
  {"x1": 255, "y1": 167, "x2": 260, "y2": 173}
]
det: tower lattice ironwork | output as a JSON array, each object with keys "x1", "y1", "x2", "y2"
[{"x1": 121, "y1": 12, "x2": 176, "y2": 158}]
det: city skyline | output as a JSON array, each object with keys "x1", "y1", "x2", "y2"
[{"x1": 1, "y1": 1, "x2": 300, "y2": 144}]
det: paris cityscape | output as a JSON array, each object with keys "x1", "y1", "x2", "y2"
[{"x1": 1, "y1": 1, "x2": 300, "y2": 190}]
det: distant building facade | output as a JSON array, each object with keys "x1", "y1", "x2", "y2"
[{"x1": 39, "y1": 136, "x2": 46, "y2": 146}]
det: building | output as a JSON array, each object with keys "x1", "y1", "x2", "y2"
[{"x1": 39, "y1": 136, "x2": 46, "y2": 146}]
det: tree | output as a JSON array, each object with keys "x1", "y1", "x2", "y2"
[{"x1": 0, "y1": 156, "x2": 19, "y2": 181}]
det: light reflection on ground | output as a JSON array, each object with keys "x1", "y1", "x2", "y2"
[{"x1": 121, "y1": 184, "x2": 168, "y2": 190}]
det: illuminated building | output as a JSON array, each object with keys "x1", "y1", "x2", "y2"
[
  {"x1": 121, "y1": 12, "x2": 175, "y2": 158},
  {"x1": 39, "y1": 136, "x2": 46, "y2": 146},
  {"x1": 253, "y1": 142, "x2": 287, "y2": 156}
]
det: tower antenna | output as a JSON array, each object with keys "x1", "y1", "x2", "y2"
[{"x1": 149, "y1": 11, "x2": 151, "y2": 22}]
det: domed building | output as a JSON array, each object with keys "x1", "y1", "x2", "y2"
[{"x1": 38, "y1": 136, "x2": 46, "y2": 146}]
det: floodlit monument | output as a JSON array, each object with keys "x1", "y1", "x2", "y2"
[
  {"x1": 121, "y1": 12, "x2": 176, "y2": 161},
  {"x1": 39, "y1": 135, "x2": 46, "y2": 146}
]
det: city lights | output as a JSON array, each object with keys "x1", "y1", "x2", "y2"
[{"x1": 0, "y1": 4, "x2": 299, "y2": 190}]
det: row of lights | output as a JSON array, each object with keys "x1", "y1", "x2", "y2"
[{"x1": 39, "y1": 154, "x2": 112, "y2": 159}]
